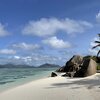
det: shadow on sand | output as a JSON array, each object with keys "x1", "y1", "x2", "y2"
[{"x1": 46, "y1": 75, "x2": 100, "y2": 90}]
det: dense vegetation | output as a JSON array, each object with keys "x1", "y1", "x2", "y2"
[{"x1": 97, "y1": 63, "x2": 100, "y2": 70}]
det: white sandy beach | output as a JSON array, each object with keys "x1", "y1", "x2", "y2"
[{"x1": 0, "y1": 73, "x2": 100, "y2": 100}]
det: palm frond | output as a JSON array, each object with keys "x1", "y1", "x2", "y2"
[
  {"x1": 92, "y1": 44, "x2": 100, "y2": 49},
  {"x1": 95, "y1": 41, "x2": 100, "y2": 43},
  {"x1": 92, "y1": 34, "x2": 100, "y2": 57},
  {"x1": 97, "y1": 50, "x2": 100, "y2": 57}
]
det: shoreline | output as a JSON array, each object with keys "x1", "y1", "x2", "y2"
[
  {"x1": 0, "y1": 75, "x2": 49, "y2": 93},
  {"x1": 0, "y1": 70, "x2": 53, "y2": 93},
  {"x1": 0, "y1": 73, "x2": 100, "y2": 100}
]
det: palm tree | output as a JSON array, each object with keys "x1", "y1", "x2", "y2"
[{"x1": 92, "y1": 34, "x2": 100, "y2": 58}]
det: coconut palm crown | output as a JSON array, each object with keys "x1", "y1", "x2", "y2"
[{"x1": 92, "y1": 34, "x2": 100, "y2": 57}]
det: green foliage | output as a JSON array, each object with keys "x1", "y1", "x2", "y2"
[
  {"x1": 83, "y1": 55, "x2": 98, "y2": 62},
  {"x1": 97, "y1": 63, "x2": 100, "y2": 70}
]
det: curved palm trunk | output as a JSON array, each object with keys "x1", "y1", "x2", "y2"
[{"x1": 97, "y1": 50, "x2": 100, "y2": 57}]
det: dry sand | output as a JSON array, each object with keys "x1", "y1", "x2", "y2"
[{"x1": 0, "y1": 73, "x2": 100, "y2": 100}]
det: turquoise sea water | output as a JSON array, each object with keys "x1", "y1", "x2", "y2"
[{"x1": 0, "y1": 67, "x2": 57, "y2": 92}]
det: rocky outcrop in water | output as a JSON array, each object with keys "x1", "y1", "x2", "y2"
[
  {"x1": 51, "y1": 72, "x2": 57, "y2": 77},
  {"x1": 56, "y1": 55, "x2": 97, "y2": 77}
]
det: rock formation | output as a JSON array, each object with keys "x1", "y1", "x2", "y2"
[
  {"x1": 56, "y1": 55, "x2": 97, "y2": 77},
  {"x1": 75, "y1": 58, "x2": 96, "y2": 77},
  {"x1": 64, "y1": 55, "x2": 83, "y2": 72},
  {"x1": 56, "y1": 55, "x2": 83, "y2": 72},
  {"x1": 51, "y1": 72, "x2": 57, "y2": 77}
]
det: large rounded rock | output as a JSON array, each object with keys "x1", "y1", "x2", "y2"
[
  {"x1": 67, "y1": 55, "x2": 83, "y2": 65},
  {"x1": 83, "y1": 59, "x2": 97, "y2": 77},
  {"x1": 65, "y1": 55, "x2": 83, "y2": 72},
  {"x1": 56, "y1": 55, "x2": 83, "y2": 72},
  {"x1": 59, "y1": 55, "x2": 83, "y2": 72},
  {"x1": 74, "y1": 59, "x2": 97, "y2": 77}
]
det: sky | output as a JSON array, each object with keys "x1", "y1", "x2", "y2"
[{"x1": 0, "y1": 0, "x2": 100, "y2": 66}]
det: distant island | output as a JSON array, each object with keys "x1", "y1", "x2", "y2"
[
  {"x1": 38, "y1": 63, "x2": 61, "y2": 68},
  {"x1": 0, "y1": 63, "x2": 60, "y2": 68}
]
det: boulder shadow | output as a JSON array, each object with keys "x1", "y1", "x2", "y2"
[{"x1": 46, "y1": 76, "x2": 100, "y2": 90}]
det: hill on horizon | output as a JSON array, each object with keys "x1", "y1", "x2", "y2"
[{"x1": 0, "y1": 63, "x2": 60, "y2": 68}]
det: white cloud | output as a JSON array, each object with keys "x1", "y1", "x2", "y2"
[
  {"x1": 93, "y1": 37, "x2": 99, "y2": 41},
  {"x1": 14, "y1": 56, "x2": 20, "y2": 59},
  {"x1": 22, "y1": 56, "x2": 32, "y2": 62},
  {"x1": 96, "y1": 11, "x2": 100, "y2": 23},
  {"x1": 0, "y1": 50, "x2": 72, "y2": 66},
  {"x1": 0, "y1": 23, "x2": 9, "y2": 37},
  {"x1": 11, "y1": 42, "x2": 41, "y2": 50},
  {"x1": 90, "y1": 38, "x2": 98, "y2": 47},
  {"x1": 0, "y1": 49, "x2": 16, "y2": 54},
  {"x1": 89, "y1": 36, "x2": 100, "y2": 55},
  {"x1": 90, "y1": 42, "x2": 96, "y2": 47},
  {"x1": 42, "y1": 36, "x2": 71, "y2": 49},
  {"x1": 0, "y1": 54, "x2": 63, "y2": 66},
  {"x1": 22, "y1": 18, "x2": 93, "y2": 37},
  {"x1": 88, "y1": 49, "x2": 98, "y2": 55}
]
